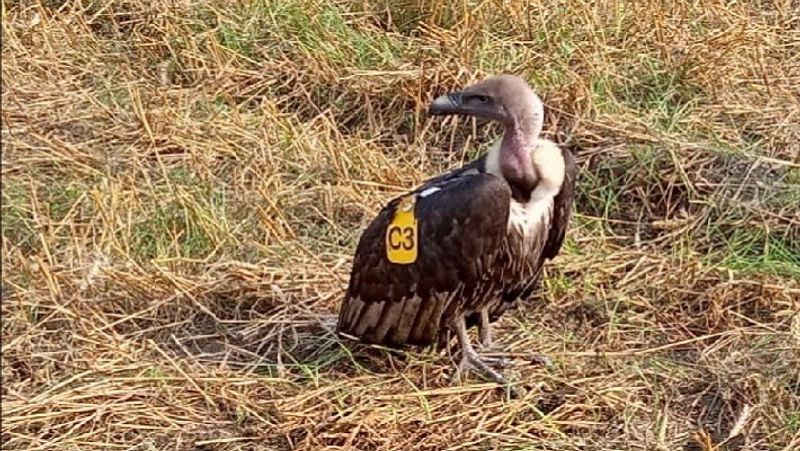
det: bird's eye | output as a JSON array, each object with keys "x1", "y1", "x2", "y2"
[{"x1": 475, "y1": 95, "x2": 489, "y2": 104}]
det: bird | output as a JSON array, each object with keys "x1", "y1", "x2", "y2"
[{"x1": 336, "y1": 74, "x2": 578, "y2": 385}]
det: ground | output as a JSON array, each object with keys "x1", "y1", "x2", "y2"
[{"x1": 2, "y1": 1, "x2": 799, "y2": 450}]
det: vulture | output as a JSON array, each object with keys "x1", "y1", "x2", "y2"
[{"x1": 336, "y1": 75, "x2": 578, "y2": 385}]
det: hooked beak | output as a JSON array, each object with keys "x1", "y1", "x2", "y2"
[{"x1": 428, "y1": 91, "x2": 463, "y2": 116}]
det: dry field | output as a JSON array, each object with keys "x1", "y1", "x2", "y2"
[{"x1": 2, "y1": 1, "x2": 800, "y2": 450}]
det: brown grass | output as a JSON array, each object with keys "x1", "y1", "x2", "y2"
[{"x1": 2, "y1": 0, "x2": 799, "y2": 450}]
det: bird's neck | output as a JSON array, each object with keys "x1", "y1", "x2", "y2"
[{"x1": 498, "y1": 123, "x2": 539, "y2": 201}]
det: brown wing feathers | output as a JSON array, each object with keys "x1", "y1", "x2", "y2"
[
  {"x1": 336, "y1": 174, "x2": 511, "y2": 347},
  {"x1": 542, "y1": 147, "x2": 578, "y2": 261}
]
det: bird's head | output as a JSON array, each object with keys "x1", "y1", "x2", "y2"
[
  {"x1": 429, "y1": 75, "x2": 548, "y2": 200},
  {"x1": 427, "y1": 74, "x2": 543, "y2": 131}
]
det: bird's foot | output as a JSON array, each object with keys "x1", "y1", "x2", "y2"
[
  {"x1": 477, "y1": 329, "x2": 511, "y2": 367},
  {"x1": 480, "y1": 353, "x2": 512, "y2": 368},
  {"x1": 454, "y1": 347, "x2": 509, "y2": 385},
  {"x1": 448, "y1": 314, "x2": 523, "y2": 398},
  {"x1": 452, "y1": 351, "x2": 523, "y2": 399}
]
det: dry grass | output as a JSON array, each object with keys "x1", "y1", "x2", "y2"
[{"x1": 2, "y1": 0, "x2": 800, "y2": 449}]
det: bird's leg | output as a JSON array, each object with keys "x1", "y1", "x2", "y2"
[
  {"x1": 478, "y1": 308, "x2": 493, "y2": 348},
  {"x1": 477, "y1": 308, "x2": 511, "y2": 368},
  {"x1": 450, "y1": 315, "x2": 508, "y2": 385}
]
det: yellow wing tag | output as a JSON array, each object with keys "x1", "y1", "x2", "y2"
[{"x1": 386, "y1": 195, "x2": 418, "y2": 264}]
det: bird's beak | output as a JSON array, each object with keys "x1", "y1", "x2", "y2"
[{"x1": 428, "y1": 91, "x2": 463, "y2": 116}]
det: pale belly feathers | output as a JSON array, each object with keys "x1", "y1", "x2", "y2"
[{"x1": 507, "y1": 195, "x2": 554, "y2": 254}]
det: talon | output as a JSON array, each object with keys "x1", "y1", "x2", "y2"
[
  {"x1": 482, "y1": 355, "x2": 512, "y2": 368},
  {"x1": 527, "y1": 354, "x2": 553, "y2": 367}
]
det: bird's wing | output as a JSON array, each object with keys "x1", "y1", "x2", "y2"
[
  {"x1": 337, "y1": 173, "x2": 511, "y2": 347},
  {"x1": 410, "y1": 155, "x2": 486, "y2": 193},
  {"x1": 542, "y1": 146, "x2": 578, "y2": 261}
]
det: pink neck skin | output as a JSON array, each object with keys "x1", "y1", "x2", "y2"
[{"x1": 499, "y1": 122, "x2": 538, "y2": 197}]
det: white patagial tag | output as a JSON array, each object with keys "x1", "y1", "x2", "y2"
[{"x1": 418, "y1": 187, "x2": 441, "y2": 197}]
